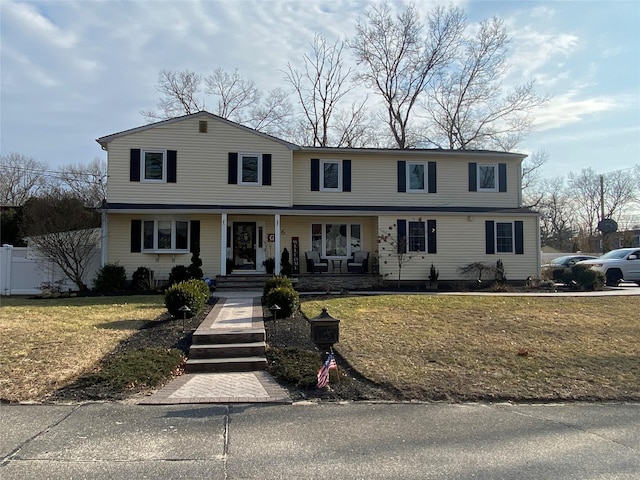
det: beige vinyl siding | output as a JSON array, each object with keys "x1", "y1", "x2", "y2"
[
  {"x1": 106, "y1": 116, "x2": 292, "y2": 207},
  {"x1": 107, "y1": 213, "x2": 221, "y2": 281},
  {"x1": 378, "y1": 215, "x2": 538, "y2": 281},
  {"x1": 292, "y1": 152, "x2": 521, "y2": 209}
]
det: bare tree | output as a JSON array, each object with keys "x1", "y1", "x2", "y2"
[
  {"x1": 350, "y1": 3, "x2": 465, "y2": 148},
  {"x1": 537, "y1": 177, "x2": 576, "y2": 251},
  {"x1": 0, "y1": 153, "x2": 48, "y2": 206},
  {"x1": 21, "y1": 193, "x2": 101, "y2": 291},
  {"x1": 141, "y1": 69, "x2": 205, "y2": 122},
  {"x1": 284, "y1": 34, "x2": 367, "y2": 147},
  {"x1": 425, "y1": 17, "x2": 548, "y2": 151},
  {"x1": 58, "y1": 158, "x2": 107, "y2": 208},
  {"x1": 204, "y1": 68, "x2": 260, "y2": 121},
  {"x1": 521, "y1": 150, "x2": 548, "y2": 208}
]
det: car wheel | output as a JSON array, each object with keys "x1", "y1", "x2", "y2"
[{"x1": 606, "y1": 269, "x2": 622, "y2": 287}]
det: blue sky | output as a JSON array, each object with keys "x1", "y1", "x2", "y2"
[{"x1": 1, "y1": 0, "x2": 639, "y2": 180}]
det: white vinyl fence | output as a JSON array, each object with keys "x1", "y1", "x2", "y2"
[{"x1": 0, "y1": 244, "x2": 101, "y2": 296}]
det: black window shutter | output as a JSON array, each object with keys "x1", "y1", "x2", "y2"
[
  {"x1": 167, "y1": 150, "x2": 177, "y2": 183},
  {"x1": 130, "y1": 149, "x2": 141, "y2": 182},
  {"x1": 427, "y1": 219, "x2": 437, "y2": 254},
  {"x1": 397, "y1": 219, "x2": 407, "y2": 254},
  {"x1": 342, "y1": 160, "x2": 351, "y2": 192},
  {"x1": 397, "y1": 161, "x2": 406, "y2": 192},
  {"x1": 428, "y1": 162, "x2": 437, "y2": 193},
  {"x1": 515, "y1": 220, "x2": 524, "y2": 254},
  {"x1": 485, "y1": 220, "x2": 495, "y2": 254},
  {"x1": 499, "y1": 163, "x2": 507, "y2": 192},
  {"x1": 311, "y1": 158, "x2": 320, "y2": 191},
  {"x1": 131, "y1": 219, "x2": 141, "y2": 252},
  {"x1": 262, "y1": 154, "x2": 272, "y2": 186},
  {"x1": 190, "y1": 220, "x2": 200, "y2": 251},
  {"x1": 469, "y1": 163, "x2": 477, "y2": 192},
  {"x1": 228, "y1": 153, "x2": 238, "y2": 184}
]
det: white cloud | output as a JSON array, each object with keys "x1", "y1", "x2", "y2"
[
  {"x1": 4, "y1": 1, "x2": 76, "y2": 49},
  {"x1": 532, "y1": 90, "x2": 620, "y2": 131}
]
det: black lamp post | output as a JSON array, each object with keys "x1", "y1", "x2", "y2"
[
  {"x1": 178, "y1": 305, "x2": 191, "y2": 333},
  {"x1": 309, "y1": 307, "x2": 340, "y2": 357}
]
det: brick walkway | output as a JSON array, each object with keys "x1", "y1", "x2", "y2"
[{"x1": 140, "y1": 292, "x2": 291, "y2": 405}]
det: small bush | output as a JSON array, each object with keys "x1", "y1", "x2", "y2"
[
  {"x1": 131, "y1": 267, "x2": 154, "y2": 291},
  {"x1": 263, "y1": 275, "x2": 294, "y2": 298},
  {"x1": 571, "y1": 265, "x2": 605, "y2": 290},
  {"x1": 265, "y1": 285, "x2": 299, "y2": 318},
  {"x1": 169, "y1": 265, "x2": 191, "y2": 285},
  {"x1": 93, "y1": 263, "x2": 127, "y2": 292},
  {"x1": 164, "y1": 279, "x2": 210, "y2": 318},
  {"x1": 188, "y1": 243, "x2": 204, "y2": 280},
  {"x1": 266, "y1": 348, "x2": 323, "y2": 388},
  {"x1": 280, "y1": 248, "x2": 293, "y2": 277}
]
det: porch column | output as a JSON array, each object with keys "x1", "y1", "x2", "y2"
[
  {"x1": 275, "y1": 214, "x2": 281, "y2": 275},
  {"x1": 221, "y1": 213, "x2": 228, "y2": 275}
]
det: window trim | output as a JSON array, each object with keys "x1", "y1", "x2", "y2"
[
  {"x1": 141, "y1": 149, "x2": 167, "y2": 183},
  {"x1": 142, "y1": 219, "x2": 190, "y2": 253},
  {"x1": 311, "y1": 222, "x2": 362, "y2": 259},
  {"x1": 406, "y1": 162, "x2": 427, "y2": 193},
  {"x1": 495, "y1": 221, "x2": 514, "y2": 253},
  {"x1": 320, "y1": 160, "x2": 342, "y2": 192},
  {"x1": 477, "y1": 164, "x2": 498, "y2": 192},
  {"x1": 407, "y1": 221, "x2": 426, "y2": 252},
  {"x1": 238, "y1": 153, "x2": 263, "y2": 186}
]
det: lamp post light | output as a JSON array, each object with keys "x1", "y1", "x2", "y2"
[
  {"x1": 269, "y1": 303, "x2": 281, "y2": 335},
  {"x1": 178, "y1": 305, "x2": 191, "y2": 333}
]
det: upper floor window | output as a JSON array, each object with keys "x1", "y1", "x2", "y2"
[
  {"x1": 239, "y1": 154, "x2": 261, "y2": 185},
  {"x1": 407, "y1": 162, "x2": 426, "y2": 192},
  {"x1": 143, "y1": 219, "x2": 189, "y2": 252},
  {"x1": 478, "y1": 164, "x2": 497, "y2": 191},
  {"x1": 469, "y1": 162, "x2": 507, "y2": 192},
  {"x1": 142, "y1": 150, "x2": 166, "y2": 182},
  {"x1": 311, "y1": 158, "x2": 351, "y2": 192},
  {"x1": 321, "y1": 160, "x2": 342, "y2": 191}
]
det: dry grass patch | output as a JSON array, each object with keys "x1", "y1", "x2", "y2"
[
  {"x1": 0, "y1": 296, "x2": 166, "y2": 402},
  {"x1": 301, "y1": 295, "x2": 640, "y2": 402}
]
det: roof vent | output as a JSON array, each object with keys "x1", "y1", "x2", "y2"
[{"x1": 199, "y1": 120, "x2": 208, "y2": 133}]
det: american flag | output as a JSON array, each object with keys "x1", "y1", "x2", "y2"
[{"x1": 316, "y1": 352, "x2": 338, "y2": 388}]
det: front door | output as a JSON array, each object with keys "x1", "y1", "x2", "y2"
[{"x1": 233, "y1": 222, "x2": 257, "y2": 270}]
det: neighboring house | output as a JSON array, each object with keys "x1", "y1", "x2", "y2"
[{"x1": 96, "y1": 111, "x2": 540, "y2": 283}]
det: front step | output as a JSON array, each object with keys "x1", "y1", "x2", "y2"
[
  {"x1": 189, "y1": 341, "x2": 266, "y2": 359},
  {"x1": 185, "y1": 356, "x2": 268, "y2": 373},
  {"x1": 191, "y1": 328, "x2": 265, "y2": 345}
]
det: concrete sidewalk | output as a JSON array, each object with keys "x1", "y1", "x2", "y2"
[{"x1": 140, "y1": 291, "x2": 291, "y2": 405}]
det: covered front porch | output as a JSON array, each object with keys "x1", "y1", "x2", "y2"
[{"x1": 220, "y1": 212, "x2": 379, "y2": 277}]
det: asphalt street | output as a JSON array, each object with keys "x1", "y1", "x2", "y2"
[{"x1": 1, "y1": 402, "x2": 638, "y2": 479}]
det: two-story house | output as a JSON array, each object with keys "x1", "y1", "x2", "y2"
[{"x1": 97, "y1": 111, "x2": 540, "y2": 284}]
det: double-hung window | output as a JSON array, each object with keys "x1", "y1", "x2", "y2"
[
  {"x1": 495, "y1": 222, "x2": 514, "y2": 253},
  {"x1": 239, "y1": 154, "x2": 261, "y2": 185},
  {"x1": 321, "y1": 160, "x2": 341, "y2": 191},
  {"x1": 407, "y1": 162, "x2": 426, "y2": 192},
  {"x1": 408, "y1": 221, "x2": 426, "y2": 252},
  {"x1": 311, "y1": 223, "x2": 361, "y2": 258},
  {"x1": 143, "y1": 219, "x2": 189, "y2": 252},
  {"x1": 142, "y1": 150, "x2": 166, "y2": 182}
]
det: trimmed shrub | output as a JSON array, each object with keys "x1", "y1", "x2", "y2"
[
  {"x1": 188, "y1": 243, "x2": 204, "y2": 280},
  {"x1": 265, "y1": 285, "x2": 299, "y2": 318},
  {"x1": 168, "y1": 265, "x2": 191, "y2": 285},
  {"x1": 164, "y1": 279, "x2": 210, "y2": 318},
  {"x1": 131, "y1": 267, "x2": 154, "y2": 291},
  {"x1": 280, "y1": 248, "x2": 293, "y2": 277},
  {"x1": 263, "y1": 275, "x2": 294, "y2": 298},
  {"x1": 571, "y1": 264, "x2": 605, "y2": 290},
  {"x1": 93, "y1": 263, "x2": 127, "y2": 292}
]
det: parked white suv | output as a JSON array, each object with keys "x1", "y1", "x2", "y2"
[{"x1": 577, "y1": 248, "x2": 640, "y2": 286}]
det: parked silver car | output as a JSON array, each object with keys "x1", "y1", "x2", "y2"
[{"x1": 577, "y1": 248, "x2": 640, "y2": 286}]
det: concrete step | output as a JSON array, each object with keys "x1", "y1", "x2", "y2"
[
  {"x1": 191, "y1": 328, "x2": 265, "y2": 345},
  {"x1": 188, "y1": 341, "x2": 266, "y2": 359},
  {"x1": 185, "y1": 356, "x2": 268, "y2": 373}
]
